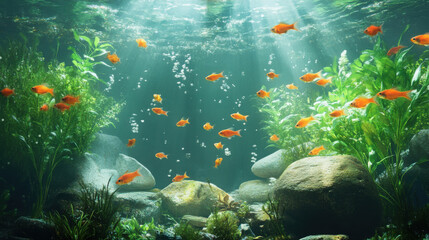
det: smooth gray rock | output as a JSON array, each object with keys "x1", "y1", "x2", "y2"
[
  {"x1": 409, "y1": 129, "x2": 429, "y2": 164},
  {"x1": 300, "y1": 235, "x2": 349, "y2": 240},
  {"x1": 251, "y1": 150, "x2": 287, "y2": 178},
  {"x1": 181, "y1": 215, "x2": 208, "y2": 228},
  {"x1": 238, "y1": 179, "x2": 273, "y2": 203},
  {"x1": 116, "y1": 192, "x2": 161, "y2": 222},
  {"x1": 14, "y1": 217, "x2": 55, "y2": 240},
  {"x1": 90, "y1": 133, "x2": 127, "y2": 168},
  {"x1": 274, "y1": 155, "x2": 381, "y2": 239},
  {"x1": 76, "y1": 153, "x2": 119, "y2": 192},
  {"x1": 115, "y1": 154, "x2": 156, "y2": 191}
]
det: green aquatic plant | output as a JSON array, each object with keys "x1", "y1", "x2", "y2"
[
  {"x1": 115, "y1": 217, "x2": 164, "y2": 240},
  {"x1": 174, "y1": 222, "x2": 203, "y2": 240},
  {"x1": 262, "y1": 198, "x2": 291, "y2": 240},
  {"x1": 69, "y1": 30, "x2": 114, "y2": 84},
  {"x1": 49, "y1": 204, "x2": 94, "y2": 240},
  {"x1": 79, "y1": 179, "x2": 120, "y2": 239},
  {"x1": 258, "y1": 86, "x2": 321, "y2": 166},
  {"x1": 206, "y1": 210, "x2": 241, "y2": 240},
  {"x1": 0, "y1": 41, "x2": 122, "y2": 217}
]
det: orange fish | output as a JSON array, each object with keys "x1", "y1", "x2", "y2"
[
  {"x1": 286, "y1": 83, "x2": 298, "y2": 90},
  {"x1": 364, "y1": 25, "x2": 382, "y2": 36},
  {"x1": 136, "y1": 38, "x2": 147, "y2": 48},
  {"x1": 295, "y1": 116, "x2": 315, "y2": 128},
  {"x1": 376, "y1": 89, "x2": 412, "y2": 101},
  {"x1": 271, "y1": 22, "x2": 299, "y2": 34},
  {"x1": 62, "y1": 95, "x2": 80, "y2": 105},
  {"x1": 270, "y1": 134, "x2": 279, "y2": 141},
  {"x1": 176, "y1": 118, "x2": 190, "y2": 127},
  {"x1": 267, "y1": 72, "x2": 279, "y2": 79},
  {"x1": 257, "y1": 89, "x2": 270, "y2": 98},
  {"x1": 155, "y1": 152, "x2": 168, "y2": 159},
  {"x1": 350, "y1": 97, "x2": 377, "y2": 108},
  {"x1": 329, "y1": 110, "x2": 346, "y2": 118},
  {"x1": 153, "y1": 94, "x2": 162, "y2": 103},
  {"x1": 214, "y1": 158, "x2": 223, "y2": 168},
  {"x1": 231, "y1": 112, "x2": 248, "y2": 121},
  {"x1": 127, "y1": 138, "x2": 136, "y2": 147},
  {"x1": 299, "y1": 71, "x2": 322, "y2": 83},
  {"x1": 172, "y1": 172, "x2": 190, "y2": 182},
  {"x1": 387, "y1": 46, "x2": 405, "y2": 56},
  {"x1": 203, "y1": 122, "x2": 214, "y2": 131},
  {"x1": 214, "y1": 142, "x2": 223, "y2": 149},
  {"x1": 107, "y1": 52, "x2": 120, "y2": 64},
  {"x1": 206, "y1": 72, "x2": 224, "y2": 81},
  {"x1": 316, "y1": 78, "x2": 332, "y2": 86},
  {"x1": 116, "y1": 169, "x2": 142, "y2": 185},
  {"x1": 54, "y1": 103, "x2": 70, "y2": 112},
  {"x1": 40, "y1": 104, "x2": 49, "y2": 111},
  {"x1": 218, "y1": 129, "x2": 241, "y2": 138},
  {"x1": 152, "y1": 107, "x2": 168, "y2": 116},
  {"x1": 31, "y1": 85, "x2": 54, "y2": 96},
  {"x1": 411, "y1": 34, "x2": 429, "y2": 46},
  {"x1": 309, "y1": 145, "x2": 325, "y2": 156},
  {"x1": 1, "y1": 88, "x2": 14, "y2": 97}
]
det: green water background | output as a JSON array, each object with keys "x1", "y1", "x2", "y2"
[{"x1": 1, "y1": 0, "x2": 429, "y2": 191}]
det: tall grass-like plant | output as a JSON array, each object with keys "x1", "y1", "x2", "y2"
[
  {"x1": 0, "y1": 40, "x2": 122, "y2": 217},
  {"x1": 49, "y1": 205, "x2": 94, "y2": 240}
]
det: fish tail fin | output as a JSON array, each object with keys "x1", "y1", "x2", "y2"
[
  {"x1": 164, "y1": 111, "x2": 168, "y2": 116},
  {"x1": 379, "y1": 24, "x2": 383, "y2": 34},
  {"x1": 244, "y1": 115, "x2": 248, "y2": 121},
  {"x1": 166, "y1": 154, "x2": 168, "y2": 159},
  {"x1": 292, "y1": 21, "x2": 300, "y2": 32},
  {"x1": 184, "y1": 172, "x2": 190, "y2": 178},
  {"x1": 327, "y1": 77, "x2": 332, "y2": 83},
  {"x1": 317, "y1": 70, "x2": 323, "y2": 78},
  {"x1": 267, "y1": 92, "x2": 270, "y2": 98},
  {"x1": 275, "y1": 74, "x2": 279, "y2": 78},
  {"x1": 404, "y1": 90, "x2": 413, "y2": 100},
  {"x1": 310, "y1": 115, "x2": 315, "y2": 120},
  {"x1": 371, "y1": 97, "x2": 379, "y2": 105},
  {"x1": 49, "y1": 88, "x2": 54, "y2": 96},
  {"x1": 237, "y1": 130, "x2": 242, "y2": 137},
  {"x1": 186, "y1": 118, "x2": 190, "y2": 123},
  {"x1": 220, "y1": 71, "x2": 224, "y2": 77},
  {"x1": 321, "y1": 145, "x2": 325, "y2": 150},
  {"x1": 136, "y1": 168, "x2": 142, "y2": 176}
]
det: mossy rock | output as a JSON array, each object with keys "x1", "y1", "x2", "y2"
[
  {"x1": 273, "y1": 155, "x2": 381, "y2": 239},
  {"x1": 159, "y1": 180, "x2": 227, "y2": 217}
]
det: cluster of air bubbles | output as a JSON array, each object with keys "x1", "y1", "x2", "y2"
[
  {"x1": 185, "y1": 153, "x2": 191, "y2": 159},
  {"x1": 137, "y1": 77, "x2": 147, "y2": 89},
  {"x1": 164, "y1": 140, "x2": 167, "y2": 145},
  {"x1": 104, "y1": 74, "x2": 115, "y2": 92},
  {"x1": 176, "y1": 159, "x2": 181, "y2": 163},
  {"x1": 225, "y1": 148, "x2": 231, "y2": 156},
  {"x1": 250, "y1": 152, "x2": 258, "y2": 162},
  {"x1": 129, "y1": 113, "x2": 139, "y2": 133},
  {"x1": 220, "y1": 80, "x2": 231, "y2": 92},
  {"x1": 200, "y1": 142, "x2": 206, "y2": 148},
  {"x1": 234, "y1": 98, "x2": 242, "y2": 108},
  {"x1": 241, "y1": 71, "x2": 245, "y2": 76},
  {"x1": 268, "y1": 53, "x2": 275, "y2": 65},
  {"x1": 168, "y1": 169, "x2": 172, "y2": 178}
]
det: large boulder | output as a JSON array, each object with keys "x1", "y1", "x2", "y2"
[
  {"x1": 116, "y1": 192, "x2": 161, "y2": 222},
  {"x1": 115, "y1": 154, "x2": 156, "y2": 191},
  {"x1": 90, "y1": 133, "x2": 127, "y2": 167},
  {"x1": 238, "y1": 179, "x2": 273, "y2": 203},
  {"x1": 251, "y1": 150, "x2": 287, "y2": 178},
  {"x1": 408, "y1": 129, "x2": 429, "y2": 165},
  {"x1": 273, "y1": 155, "x2": 381, "y2": 239},
  {"x1": 76, "y1": 153, "x2": 119, "y2": 191},
  {"x1": 159, "y1": 180, "x2": 228, "y2": 217}
]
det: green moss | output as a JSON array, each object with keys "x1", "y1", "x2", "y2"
[
  {"x1": 174, "y1": 222, "x2": 202, "y2": 240},
  {"x1": 114, "y1": 217, "x2": 164, "y2": 240},
  {"x1": 206, "y1": 211, "x2": 241, "y2": 240}
]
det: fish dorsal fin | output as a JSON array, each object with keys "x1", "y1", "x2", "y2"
[
  {"x1": 124, "y1": 170, "x2": 129, "y2": 174},
  {"x1": 279, "y1": 22, "x2": 289, "y2": 25}
]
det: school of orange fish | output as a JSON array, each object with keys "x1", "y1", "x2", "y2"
[{"x1": 1, "y1": 22, "x2": 428, "y2": 185}]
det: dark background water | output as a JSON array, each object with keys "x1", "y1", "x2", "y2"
[{"x1": 1, "y1": 0, "x2": 429, "y2": 191}]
